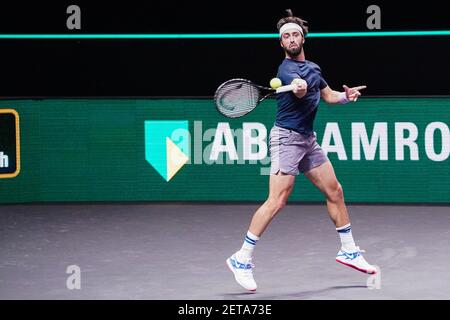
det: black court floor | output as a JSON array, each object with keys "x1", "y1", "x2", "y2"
[{"x1": 0, "y1": 203, "x2": 449, "y2": 299}]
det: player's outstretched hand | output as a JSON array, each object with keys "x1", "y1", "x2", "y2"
[{"x1": 343, "y1": 85, "x2": 367, "y2": 102}]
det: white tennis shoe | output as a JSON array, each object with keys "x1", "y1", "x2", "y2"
[
  {"x1": 226, "y1": 252, "x2": 257, "y2": 292},
  {"x1": 336, "y1": 247, "x2": 377, "y2": 274}
]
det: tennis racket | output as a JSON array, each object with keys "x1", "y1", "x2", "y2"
[{"x1": 214, "y1": 78, "x2": 295, "y2": 118}]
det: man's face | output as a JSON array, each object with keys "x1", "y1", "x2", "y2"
[{"x1": 280, "y1": 30, "x2": 304, "y2": 58}]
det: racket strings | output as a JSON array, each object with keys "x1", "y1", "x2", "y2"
[{"x1": 215, "y1": 81, "x2": 261, "y2": 118}]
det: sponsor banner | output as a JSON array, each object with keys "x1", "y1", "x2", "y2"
[{"x1": 0, "y1": 98, "x2": 448, "y2": 203}]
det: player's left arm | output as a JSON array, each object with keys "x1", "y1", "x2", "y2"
[{"x1": 320, "y1": 85, "x2": 367, "y2": 104}]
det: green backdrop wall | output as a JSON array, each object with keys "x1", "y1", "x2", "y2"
[{"x1": 0, "y1": 98, "x2": 449, "y2": 203}]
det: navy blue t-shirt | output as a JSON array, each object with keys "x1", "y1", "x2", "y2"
[{"x1": 275, "y1": 58, "x2": 328, "y2": 136}]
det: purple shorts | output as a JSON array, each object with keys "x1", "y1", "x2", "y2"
[{"x1": 269, "y1": 125, "x2": 329, "y2": 176}]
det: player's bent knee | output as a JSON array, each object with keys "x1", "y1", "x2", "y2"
[
  {"x1": 265, "y1": 197, "x2": 287, "y2": 215},
  {"x1": 327, "y1": 182, "x2": 344, "y2": 203}
]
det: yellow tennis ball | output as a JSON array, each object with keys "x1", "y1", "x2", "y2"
[{"x1": 270, "y1": 78, "x2": 282, "y2": 89}]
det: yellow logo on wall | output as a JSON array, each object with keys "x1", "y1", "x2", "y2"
[{"x1": 0, "y1": 109, "x2": 20, "y2": 178}]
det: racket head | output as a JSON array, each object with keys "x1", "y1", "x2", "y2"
[{"x1": 214, "y1": 78, "x2": 273, "y2": 118}]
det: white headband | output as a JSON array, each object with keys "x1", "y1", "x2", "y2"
[{"x1": 279, "y1": 23, "x2": 304, "y2": 37}]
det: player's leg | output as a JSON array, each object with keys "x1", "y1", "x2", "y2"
[
  {"x1": 226, "y1": 126, "x2": 300, "y2": 291},
  {"x1": 239, "y1": 171, "x2": 295, "y2": 261},
  {"x1": 304, "y1": 160, "x2": 377, "y2": 274},
  {"x1": 248, "y1": 171, "x2": 295, "y2": 236},
  {"x1": 303, "y1": 161, "x2": 349, "y2": 227},
  {"x1": 226, "y1": 171, "x2": 295, "y2": 291}
]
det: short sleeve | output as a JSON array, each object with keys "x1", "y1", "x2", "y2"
[
  {"x1": 319, "y1": 75, "x2": 328, "y2": 90},
  {"x1": 312, "y1": 62, "x2": 328, "y2": 90}
]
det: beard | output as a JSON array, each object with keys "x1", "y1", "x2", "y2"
[{"x1": 284, "y1": 42, "x2": 303, "y2": 58}]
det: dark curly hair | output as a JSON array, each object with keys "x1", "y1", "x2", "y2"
[{"x1": 276, "y1": 9, "x2": 309, "y2": 37}]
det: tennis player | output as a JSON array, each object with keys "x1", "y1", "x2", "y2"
[{"x1": 226, "y1": 9, "x2": 377, "y2": 292}]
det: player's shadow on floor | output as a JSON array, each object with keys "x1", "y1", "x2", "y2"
[{"x1": 221, "y1": 285, "x2": 367, "y2": 300}]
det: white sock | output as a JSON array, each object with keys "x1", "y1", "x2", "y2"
[
  {"x1": 237, "y1": 231, "x2": 260, "y2": 261},
  {"x1": 336, "y1": 223, "x2": 358, "y2": 252}
]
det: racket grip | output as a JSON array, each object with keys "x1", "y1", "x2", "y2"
[{"x1": 275, "y1": 84, "x2": 295, "y2": 93}]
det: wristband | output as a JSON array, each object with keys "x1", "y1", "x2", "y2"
[{"x1": 338, "y1": 92, "x2": 350, "y2": 104}]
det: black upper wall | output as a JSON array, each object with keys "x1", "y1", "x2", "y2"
[{"x1": 0, "y1": 1, "x2": 449, "y2": 97}]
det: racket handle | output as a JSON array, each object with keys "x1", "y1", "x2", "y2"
[{"x1": 275, "y1": 84, "x2": 295, "y2": 93}]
